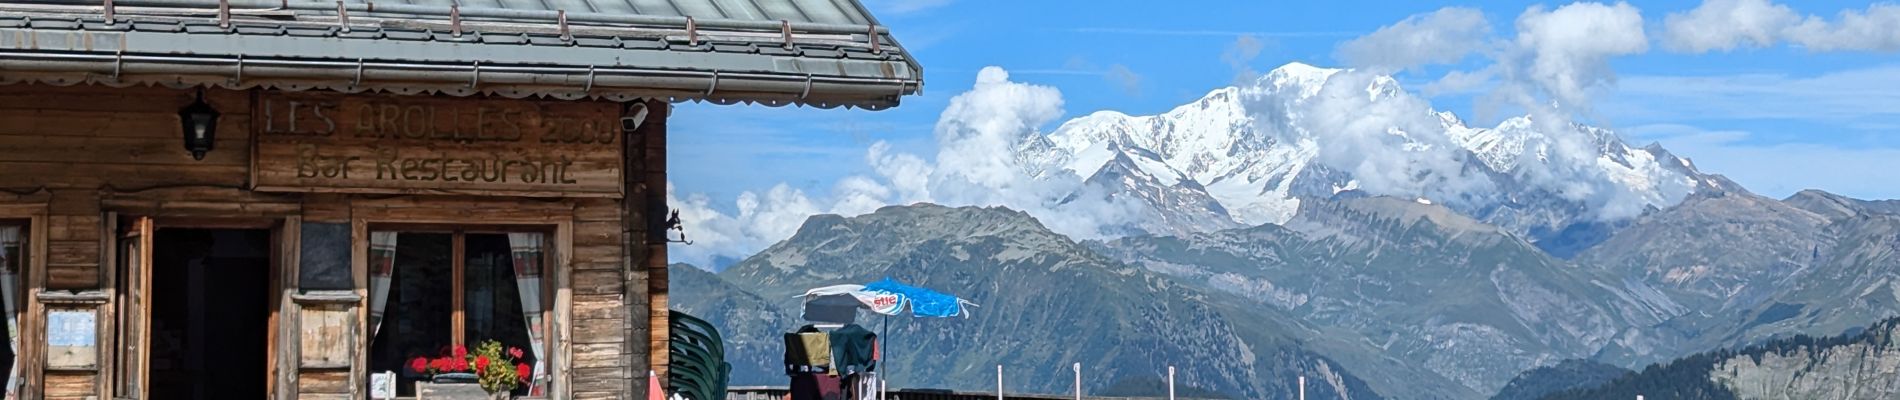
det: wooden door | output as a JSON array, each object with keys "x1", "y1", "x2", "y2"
[{"x1": 113, "y1": 216, "x2": 152, "y2": 400}]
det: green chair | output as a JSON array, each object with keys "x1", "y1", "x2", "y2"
[{"x1": 668, "y1": 310, "x2": 731, "y2": 400}]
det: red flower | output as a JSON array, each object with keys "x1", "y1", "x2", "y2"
[
  {"x1": 508, "y1": 346, "x2": 525, "y2": 359},
  {"x1": 430, "y1": 357, "x2": 451, "y2": 372},
  {"x1": 408, "y1": 357, "x2": 429, "y2": 374},
  {"x1": 476, "y1": 355, "x2": 491, "y2": 372},
  {"x1": 452, "y1": 344, "x2": 469, "y2": 360},
  {"x1": 517, "y1": 363, "x2": 532, "y2": 383}
]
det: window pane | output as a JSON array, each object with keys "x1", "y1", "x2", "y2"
[
  {"x1": 464, "y1": 233, "x2": 537, "y2": 395},
  {"x1": 368, "y1": 233, "x2": 453, "y2": 397}
]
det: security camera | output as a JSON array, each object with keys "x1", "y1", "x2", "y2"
[{"x1": 621, "y1": 103, "x2": 651, "y2": 132}]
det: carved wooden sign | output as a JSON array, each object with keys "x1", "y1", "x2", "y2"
[{"x1": 251, "y1": 92, "x2": 623, "y2": 197}]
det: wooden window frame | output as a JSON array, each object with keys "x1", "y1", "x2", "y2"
[
  {"x1": 364, "y1": 226, "x2": 555, "y2": 348},
  {"x1": 357, "y1": 216, "x2": 572, "y2": 398}
]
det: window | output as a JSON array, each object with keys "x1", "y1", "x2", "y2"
[
  {"x1": 0, "y1": 222, "x2": 25, "y2": 397},
  {"x1": 366, "y1": 230, "x2": 549, "y2": 397}
]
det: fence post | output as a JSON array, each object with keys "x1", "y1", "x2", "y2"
[
  {"x1": 1167, "y1": 366, "x2": 1176, "y2": 400},
  {"x1": 997, "y1": 365, "x2": 1004, "y2": 400},
  {"x1": 1073, "y1": 363, "x2": 1082, "y2": 400}
]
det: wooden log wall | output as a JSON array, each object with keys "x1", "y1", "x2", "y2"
[{"x1": 0, "y1": 83, "x2": 669, "y2": 399}]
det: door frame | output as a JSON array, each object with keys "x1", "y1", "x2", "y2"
[{"x1": 109, "y1": 216, "x2": 288, "y2": 399}]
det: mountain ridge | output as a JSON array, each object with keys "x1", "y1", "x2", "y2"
[
  {"x1": 1019, "y1": 62, "x2": 1717, "y2": 256},
  {"x1": 713, "y1": 203, "x2": 1390, "y2": 399},
  {"x1": 1094, "y1": 195, "x2": 1676, "y2": 394}
]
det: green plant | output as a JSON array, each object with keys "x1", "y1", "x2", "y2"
[
  {"x1": 471, "y1": 339, "x2": 531, "y2": 394},
  {"x1": 409, "y1": 340, "x2": 532, "y2": 394}
]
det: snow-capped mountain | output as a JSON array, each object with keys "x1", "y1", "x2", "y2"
[{"x1": 1020, "y1": 62, "x2": 1719, "y2": 251}]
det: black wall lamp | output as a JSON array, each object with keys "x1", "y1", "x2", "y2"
[{"x1": 178, "y1": 89, "x2": 220, "y2": 160}]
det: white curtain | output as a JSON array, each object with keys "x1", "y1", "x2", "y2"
[
  {"x1": 367, "y1": 232, "x2": 399, "y2": 344},
  {"x1": 0, "y1": 226, "x2": 19, "y2": 399},
  {"x1": 506, "y1": 233, "x2": 546, "y2": 394}
]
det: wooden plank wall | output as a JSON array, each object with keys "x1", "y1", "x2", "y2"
[
  {"x1": 0, "y1": 84, "x2": 253, "y2": 399},
  {"x1": 0, "y1": 85, "x2": 252, "y2": 191},
  {"x1": 573, "y1": 196, "x2": 633, "y2": 399},
  {"x1": 0, "y1": 83, "x2": 665, "y2": 399}
]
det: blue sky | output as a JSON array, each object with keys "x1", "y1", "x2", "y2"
[{"x1": 669, "y1": 0, "x2": 1900, "y2": 216}]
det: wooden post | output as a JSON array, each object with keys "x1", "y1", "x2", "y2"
[
  {"x1": 644, "y1": 100, "x2": 672, "y2": 395},
  {"x1": 623, "y1": 99, "x2": 671, "y2": 397}
]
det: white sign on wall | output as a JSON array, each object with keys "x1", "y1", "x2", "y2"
[{"x1": 45, "y1": 309, "x2": 96, "y2": 370}]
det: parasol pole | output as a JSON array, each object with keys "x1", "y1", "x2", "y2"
[{"x1": 880, "y1": 313, "x2": 890, "y2": 394}]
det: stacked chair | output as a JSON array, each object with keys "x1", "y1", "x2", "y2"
[{"x1": 669, "y1": 310, "x2": 732, "y2": 400}]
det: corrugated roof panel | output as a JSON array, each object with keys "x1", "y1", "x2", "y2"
[
  {"x1": 708, "y1": 0, "x2": 768, "y2": 21},
  {"x1": 582, "y1": 0, "x2": 638, "y2": 14},
  {"x1": 402, "y1": 0, "x2": 461, "y2": 7},
  {"x1": 481, "y1": 32, "x2": 530, "y2": 45},
  {"x1": 574, "y1": 37, "x2": 617, "y2": 47},
  {"x1": 752, "y1": 0, "x2": 808, "y2": 23},
  {"x1": 454, "y1": 0, "x2": 509, "y2": 8},
  {"x1": 487, "y1": 0, "x2": 552, "y2": 11},
  {"x1": 542, "y1": 0, "x2": 603, "y2": 13},
  {"x1": 668, "y1": 0, "x2": 732, "y2": 20},
  {"x1": 627, "y1": 0, "x2": 685, "y2": 16},
  {"x1": 789, "y1": 0, "x2": 852, "y2": 25}
]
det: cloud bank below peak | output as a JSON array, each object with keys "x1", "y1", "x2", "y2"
[{"x1": 669, "y1": 67, "x2": 1150, "y2": 269}]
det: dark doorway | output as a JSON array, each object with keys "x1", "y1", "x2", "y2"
[{"x1": 149, "y1": 229, "x2": 272, "y2": 399}]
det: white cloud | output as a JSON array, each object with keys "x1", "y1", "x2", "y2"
[
  {"x1": 1387, "y1": 2, "x2": 1669, "y2": 219},
  {"x1": 1335, "y1": 7, "x2": 1492, "y2": 72},
  {"x1": 1660, "y1": 0, "x2": 1799, "y2": 52},
  {"x1": 1421, "y1": 68, "x2": 1495, "y2": 97},
  {"x1": 1287, "y1": 71, "x2": 1501, "y2": 206},
  {"x1": 1785, "y1": 4, "x2": 1900, "y2": 52},
  {"x1": 670, "y1": 67, "x2": 1148, "y2": 269},
  {"x1": 1660, "y1": 1, "x2": 1900, "y2": 53},
  {"x1": 1506, "y1": 2, "x2": 1649, "y2": 111},
  {"x1": 931, "y1": 67, "x2": 1064, "y2": 193},
  {"x1": 867, "y1": 141, "x2": 933, "y2": 203}
]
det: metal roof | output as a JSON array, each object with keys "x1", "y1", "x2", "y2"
[{"x1": 0, "y1": 0, "x2": 922, "y2": 109}]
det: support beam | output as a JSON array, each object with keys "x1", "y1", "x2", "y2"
[{"x1": 622, "y1": 98, "x2": 671, "y2": 397}]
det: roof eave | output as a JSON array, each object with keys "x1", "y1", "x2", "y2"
[
  {"x1": 0, "y1": 8, "x2": 925, "y2": 109},
  {"x1": 0, "y1": 48, "x2": 920, "y2": 109}
]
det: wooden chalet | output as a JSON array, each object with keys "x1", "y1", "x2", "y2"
[{"x1": 0, "y1": 0, "x2": 921, "y2": 398}]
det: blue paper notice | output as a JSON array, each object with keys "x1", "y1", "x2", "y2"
[{"x1": 47, "y1": 310, "x2": 95, "y2": 347}]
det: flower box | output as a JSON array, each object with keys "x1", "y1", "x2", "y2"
[{"x1": 416, "y1": 382, "x2": 509, "y2": 400}]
